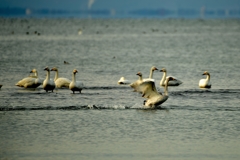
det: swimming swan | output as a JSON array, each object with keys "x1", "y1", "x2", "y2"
[
  {"x1": 51, "y1": 67, "x2": 71, "y2": 88},
  {"x1": 69, "y1": 69, "x2": 84, "y2": 94},
  {"x1": 143, "y1": 66, "x2": 158, "y2": 82},
  {"x1": 130, "y1": 72, "x2": 143, "y2": 92},
  {"x1": 137, "y1": 77, "x2": 175, "y2": 108},
  {"x1": 118, "y1": 77, "x2": 130, "y2": 85},
  {"x1": 15, "y1": 69, "x2": 43, "y2": 88},
  {"x1": 199, "y1": 71, "x2": 211, "y2": 88},
  {"x1": 43, "y1": 67, "x2": 55, "y2": 92},
  {"x1": 160, "y1": 68, "x2": 182, "y2": 86}
]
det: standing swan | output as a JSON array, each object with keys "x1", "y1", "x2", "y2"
[
  {"x1": 143, "y1": 66, "x2": 158, "y2": 82},
  {"x1": 15, "y1": 69, "x2": 43, "y2": 88},
  {"x1": 199, "y1": 71, "x2": 211, "y2": 88},
  {"x1": 130, "y1": 72, "x2": 143, "y2": 92},
  {"x1": 43, "y1": 67, "x2": 55, "y2": 92},
  {"x1": 51, "y1": 67, "x2": 71, "y2": 88},
  {"x1": 138, "y1": 77, "x2": 175, "y2": 108},
  {"x1": 69, "y1": 69, "x2": 84, "y2": 94},
  {"x1": 160, "y1": 68, "x2": 182, "y2": 86}
]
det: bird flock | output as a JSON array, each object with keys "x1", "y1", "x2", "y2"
[
  {"x1": 13, "y1": 66, "x2": 211, "y2": 109},
  {"x1": 118, "y1": 66, "x2": 211, "y2": 108},
  {"x1": 15, "y1": 67, "x2": 84, "y2": 94}
]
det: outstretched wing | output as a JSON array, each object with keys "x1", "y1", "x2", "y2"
[{"x1": 137, "y1": 81, "x2": 162, "y2": 99}]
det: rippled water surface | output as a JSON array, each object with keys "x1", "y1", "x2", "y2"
[{"x1": 0, "y1": 18, "x2": 240, "y2": 160}]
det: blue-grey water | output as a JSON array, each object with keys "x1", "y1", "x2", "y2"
[{"x1": 0, "y1": 18, "x2": 240, "y2": 160}]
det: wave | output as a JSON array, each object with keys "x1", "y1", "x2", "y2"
[{"x1": 1, "y1": 103, "x2": 240, "y2": 111}]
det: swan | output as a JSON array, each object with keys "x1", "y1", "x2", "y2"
[
  {"x1": 69, "y1": 69, "x2": 84, "y2": 94},
  {"x1": 199, "y1": 71, "x2": 211, "y2": 88},
  {"x1": 118, "y1": 77, "x2": 130, "y2": 85},
  {"x1": 130, "y1": 72, "x2": 143, "y2": 91},
  {"x1": 143, "y1": 66, "x2": 158, "y2": 82},
  {"x1": 43, "y1": 67, "x2": 55, "y2": 92},
  {"x1": 160, "y1": 68, "x2": 182, "y2": 86},
  {"x1": 50, "y1": 67, "x2": 71, "y2": 88},
  {"x1": 15, "y1": 69, "x2": 43, "y2": 88},
  {"x1": 137, "y1": 77, "x2": 175, "y2": 108}
]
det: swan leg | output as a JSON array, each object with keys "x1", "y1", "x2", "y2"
[{"x1": 143, "y1": 100, "x2": 146, "y2": 105}]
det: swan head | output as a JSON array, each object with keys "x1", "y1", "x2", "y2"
[
  {"x1": 73, "y1": 69, "x2": 78, "y2": 74},
  {"x1": 160, "y1": 68, "x2": 167, "y2": 72},
  {"x1": 50, "y1": 67, "x2": 58, "y2": 72},
  {"x1": 202, "y1": 71, "x2": 210, "y2": 75},
  {"x1": 44, "y1": 67, "x2": 50, "y2": 71},
  {"x1": 136, "y1": 72, "x2": 142, "y2": 76},
  {"x1": 166, "y1": 76, "x2": 175, "y2": 81},
  {"x1": 30, "y1": 69, "x2": 37, "y2": 73},
  {"x1": 151, "y1": 66, "x2": 158, "y2": 71}
]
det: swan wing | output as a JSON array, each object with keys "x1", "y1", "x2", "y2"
[
  {"x1": 55, "y1": 78, "x2": 71, "y2": 88},
  {"x1": 16, "y1": 77, "x2": 37, "y2": 88},
  {"x1": 76, "y1": 81, "x2": 84, "y2": 88},
  {"x1": 138, "y1": 81, "x2": 162, "y2": 99}
]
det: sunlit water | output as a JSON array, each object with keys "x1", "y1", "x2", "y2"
[{"x1": 0, "y1": 18, "x2": 240, "y2": 160}]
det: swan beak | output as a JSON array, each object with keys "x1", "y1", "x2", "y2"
[
  {"x1": 160, "y1": 69, "x2": 163, "y2": 72},
  {"x1": 30, "y1": 70, "x2": 33, "y2": 73}
]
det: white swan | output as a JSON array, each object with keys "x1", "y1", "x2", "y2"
[
  {"x1": 43, "y1": 67, "x2": 55, "y2": 92},
  {"x1": 130, "y1": 72, "x2": 143, "y2": 92},
  {"x1": 137, "y1": 77, "x2": 175, "y2": 108},
  {"x1": 15, "y1": 69, "x2": 43, "y2": 88},
  {"x1": 69, "y1": 69, "x2": 84, "y2": 94},
  {"x1": 118, "y1": 77, "x2": 130, "y2": 85},
  {"x1": 51, "y1": 67, "x2": 71, "y2": 88},
  {"x1": 143, "y1": 66, "x2": 158, "y2": 82},
  {"x1": 160, "y1": 68, "x2": 182, "y2": 86},
  {"x1": 199, "y1": 71, "x2": 211, "y2": 88}
]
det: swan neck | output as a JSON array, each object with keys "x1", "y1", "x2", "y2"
[
  {"x1": 139, "y1": 75, "x2": 143, "y2": 81},
  {"x1": 164, "y1": 79, "x2": 169, "y2": 96},
  {"x1": 160, "y1": 71, "x2": 167, "y2": 85},
  {"x1": 46, "y1": 70, "x2": 50, "y2": 80},
  {"x1": 35, "y1": 71, "x2": 38, "y2": 77},
  {"x1": 149, "y1": 69, "x2": 153, "y2": 79},
  {"x1": 206, "y1": 74, "x2": 210, "y2": 81},
  {"x1": 72, "y1": 73, "x2": 76, "y2": 82},
  {"x1": 54, "y1": 70, "x2": 59, "y2": 81}
]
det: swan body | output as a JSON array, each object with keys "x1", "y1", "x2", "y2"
[
  {"x1": 143, "y1": 66, "x2": 158, "y2": 82},
  {"x1": 130, "y1": 72, "x2": 143, "y2": 92},
  {"x1": 118, "y1": 77, "x2": 130, "y2": 85},
  {"x1": 160, "y1": 68, "x2": 182, "y2": 86},
  {"x1": 51, "y1": 67, "x2": 71, "y2": 88},
  {"x1": 43, "y1": 67, "x2": 55, "y2": 92},
  {"x1": 138, "y1": 77, "x2": 175, "y2": 108},
  {"x1": 69, "y1": 69, "x2": 84, "y2": 94},
  {"x1": 15, "y1": 69, "x2": 43, "y2": 88},
  {"x1": 199, "y1": 71, "x2": 211, "y2": 88}
]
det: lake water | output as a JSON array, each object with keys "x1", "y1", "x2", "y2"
[{"x1": 0, "y1": 18, "x2": 240, "y2": 160}]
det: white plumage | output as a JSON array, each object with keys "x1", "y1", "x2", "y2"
[
  {"x1": 160, "y1": 68, "x2": 182, "y2": 86},
  {"x1": 15, "y1": 69, "x2": 43, "y2": 88},
  {"x1": 137, "y1": 77, "x2": 175, "y2": 108},
  {"x1": 130, "y1": 72, "x2": 143, "y2": 92},
  {"x1": 199, "y1": 71, "x2": 211, "y2": 88},
  {"x1": 118, "y1": 77, "x2": 130, "y2": 85},
  {"x1": 43, "y1": 67, "x2": 55, "y2": 92},
  {"x1": 51, "y1": 67, "x2": 71, "y2": 88},
  {"x1": 69, "y1": 69, "x2": 84, "y2": 94},
  {"x1": 143, "y1": 66, "x2": 158, "y2": 82}
]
